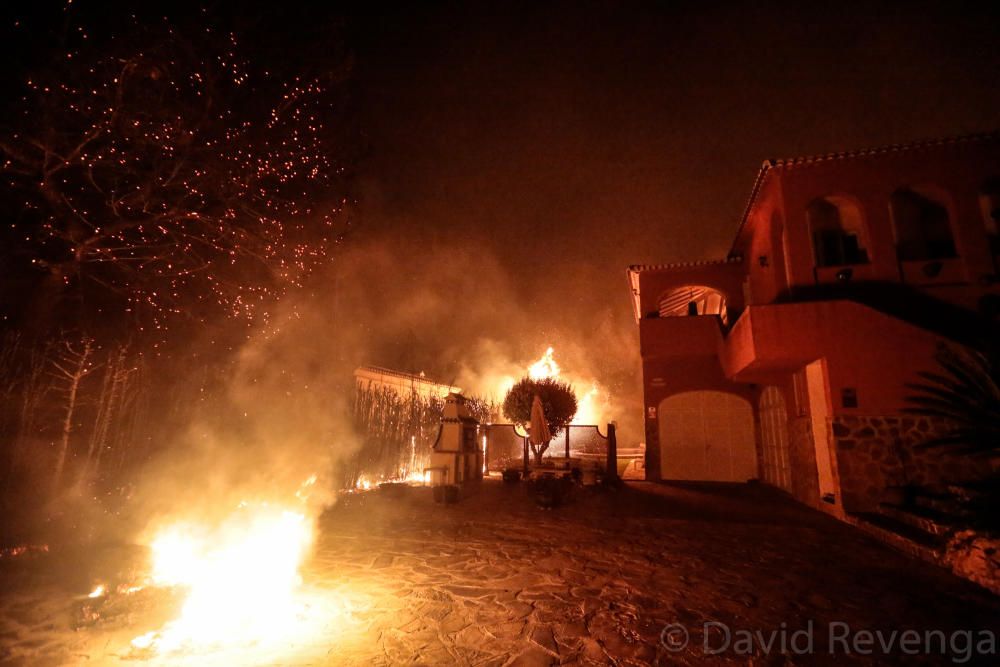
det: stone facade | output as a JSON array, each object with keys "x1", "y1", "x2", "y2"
[{"x1": 832, "y1": 415, "x2": 992, "y2": 512}]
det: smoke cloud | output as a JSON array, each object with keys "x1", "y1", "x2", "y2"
[{"x1": 127, "y1": 228, "x2": 642, "y2": 535}]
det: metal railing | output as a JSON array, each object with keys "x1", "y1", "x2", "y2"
[{"x1": 482, "y1": 423, "x2": 618, "y2": 479}]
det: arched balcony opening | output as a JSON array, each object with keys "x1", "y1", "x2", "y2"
[
  {"x1": 890, "y1": 187, "x2": 957, "y2": 261},
  {"x1": 806, "y1": 196, "x2": 870, "y2": 268},
  {"x1": 657, "y1": 285, "x2": 728, "y2": 323}
]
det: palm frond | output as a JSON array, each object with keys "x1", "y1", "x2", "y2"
[{"x1": 904, "y1": 342, "x2": 1000, "y2": 456}]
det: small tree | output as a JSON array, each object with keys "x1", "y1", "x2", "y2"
[
  {"x1": 503, "y1": 377, "x2": 578, "y2": 463},
  {"x1": 904, "y1": 342, "x2": 1000, "y2": 531}
]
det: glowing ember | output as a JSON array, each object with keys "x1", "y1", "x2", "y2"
[
  {"x1": 131, "y1": 503, "x2": 323, "y2": 657},
  {"x1": 88, "y1": 584, "x2": 106, "y2": 599},
  {"x1": 0, "y1": 544, "x2": 49, "y2": 559},
  {"x1": 353, "y1": 469, "x2": 429, "y2": 492},
  {"x1": 295, "y1": 474, "x2": 318, "y2": 501},
  {"x1": 406, "y1": 469, "x2": 432, "y2": 484}
]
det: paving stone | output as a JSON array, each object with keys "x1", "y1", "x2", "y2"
[
  {"x1": 503, "y1": 601, "x2": 535, "y2": 620},
  {"x1": 529, "y1": 624, "x2": 559, "y2": 656},
  {"x1": 487, "y1": 620, "x2": 526, "y2": 641},
  {"x1": 508, "y1": 645, "x2": 558, "y2": 666},
  {"x1": 440, "y1": 610, "x2": 470, "y2": 634},
  {"x1": 444, "y1": 585, "x2": 496, "y2": 598},
  {"x1": 371, "y1": 553, "x2": 395, "y2": 569}
]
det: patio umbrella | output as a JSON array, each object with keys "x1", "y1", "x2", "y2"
[{"x1": 528, "y1": 394, "x2": 551, "y2": 446}]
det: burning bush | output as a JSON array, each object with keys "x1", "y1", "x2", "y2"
[{"x1": 346, "y1": 385, "x2": 498, "y2": 489}]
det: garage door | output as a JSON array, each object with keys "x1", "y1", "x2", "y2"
[{"x1": 658, "y1": 391, "x2": 757, "y2": 482}]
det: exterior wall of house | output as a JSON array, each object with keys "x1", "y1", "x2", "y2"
[
  {"x1": 740, "y1": 180, "x2": 790, "y2": 305},
  {"x1": 722, "y1": 300, "x2": 945, "y2": 413},
  {"x1": 732, "y1": 138, "x2": 1000, "y2": 312},
  {"x1": 788, "y1": 414, "x2": 821, "y2": 506},
  {"x1": 632, "y1": 260, "x2": 746, "y2": 320},
  {"x1": 639, "y1": 316, "x2": 753, "y2": 481},
  {"x1": 632, "y1": 135, "x2": 1000, "y2": 514},
  {"x1": 776, "y1": 146, "x2": 1000, "y2": 302}
]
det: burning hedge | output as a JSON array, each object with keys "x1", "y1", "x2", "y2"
[{"x1": 344, "y1": 383, "x2": 496, "y2": 490}]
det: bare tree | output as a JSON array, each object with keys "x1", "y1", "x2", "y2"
[
  {"x1": 1, "y1": 12, "x2": 354, "y2": 334},
  {"x1": 50, "y1": 336, "x2": 97, "y2": 489},
  {"x1": 79, "y1": 344, "x2": 137, "y2": 487}
]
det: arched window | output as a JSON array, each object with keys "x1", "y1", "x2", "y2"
[
  {"x1": 979, "y1": 179, "x2": 1000, "y2": 255},
  {"x1": 658, "y1": 285, "x2": 728, "y2": 322},
  {"x1": 890, "y1": 187, "x2": 957, "y2": 261},
  {"x1": 806, "y1": 196, "x2": 869, "y2": 267}
]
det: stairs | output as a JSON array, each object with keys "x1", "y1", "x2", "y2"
[
  {"x1": 850, "y1": 510, "x2": 946, "y2": 565},
  {"x1": 876, "y1": 502, "x2": 955, "y2": 536},
  {"x1": 848, "y1": 484, "x2": 977, "y2": 566}
]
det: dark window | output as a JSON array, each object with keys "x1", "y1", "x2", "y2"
[
  {"x1": 807, "y1": 198, "x2": 870, "y2": 268},
  {"x1": 841, "y1": 388, "x2": 858, "y2": 409},
  {"x1": 890, "y1": 188, "x2": 957, "y2": 261}
]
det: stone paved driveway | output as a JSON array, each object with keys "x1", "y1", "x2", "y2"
[
  {"x1": 1, "y1": 480, "x2": 998, "y2": 665},
  {"x1": 308, "y1": 480, "x2": 1000, "y2": 665}
]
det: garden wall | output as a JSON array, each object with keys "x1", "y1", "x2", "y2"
[{"x1": 832, "y1": 415, "x2": 994, "y2": 512}]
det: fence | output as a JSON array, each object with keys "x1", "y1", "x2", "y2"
[{"x1": 482, "y1": 423, "x2": 618, "y2": 478}]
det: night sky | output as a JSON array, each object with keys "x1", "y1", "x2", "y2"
[{"x1": 350, "y1": 1, "x2": 1000, "y2": 268}]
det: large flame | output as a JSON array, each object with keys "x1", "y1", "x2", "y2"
[
  {"x1": 353, "y1": 468, "x2": 430, "y2": 492},
  {"x1": 131, "y1": 505, "x2": 315, "y2": 655},
  {"x1": 521, "y1": 346, "x2": 607, "y2": 426},
  {"x1": 528, "y1": 346, "x2": 560, "y2": 381},
  {"x1": 128, "y1": 484, "x2": 356, "y2": 663}
]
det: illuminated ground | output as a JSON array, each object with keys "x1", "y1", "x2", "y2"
[
  {"x1": 308, "y1": 480, "x2": 1000, "y2": 665},
  {"x1": 2, "y1": 480, "x2": 999, "y2": 665}
]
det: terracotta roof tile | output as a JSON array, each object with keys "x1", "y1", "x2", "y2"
[
  {"x1": 627, "y1": 257, "x2": 743, "y2": 273},
  {"x1": 767, "y1": 131, "x2": 1000, "y2": 170}
]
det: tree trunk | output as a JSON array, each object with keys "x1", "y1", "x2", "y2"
[
  {"x1": 52, "y1": 338, "x2": 93, "y2": 492},
  {"x1": 53, "y1": 371, "x2": 81, "y2": 491},
  {"x1": 81, "y1": 346, "x2": 128, "y2": 488}
]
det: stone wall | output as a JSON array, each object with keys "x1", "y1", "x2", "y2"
[
  {"x1": 832, "y1": 415, "x2": 993, "y2": 512},
  {"x1": 788, "y1": 416, "x2": 820, "y2": 507}
]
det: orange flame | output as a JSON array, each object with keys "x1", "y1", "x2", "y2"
[
  {"x1": 521, "y1": 346, "x2": 607, "y2": 426},
  {"x1": 129, "y1": 477, "x2": 360, "y2": 661},
  {"x1": 527, "y1": 346, "x2": 560, "y2": 381}
]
